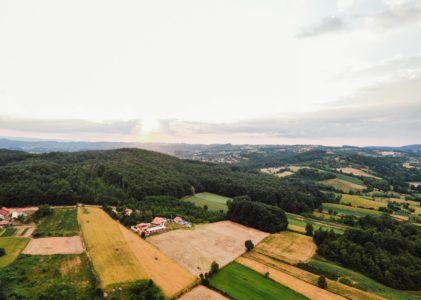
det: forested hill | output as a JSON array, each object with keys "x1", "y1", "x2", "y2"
[{"x1": 0, "y1": 148, "x2": 328, "y2": 213}]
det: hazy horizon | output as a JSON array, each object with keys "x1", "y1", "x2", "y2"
[{"x1": 1, "y1": 0, "x2": 421, "y2": 146}]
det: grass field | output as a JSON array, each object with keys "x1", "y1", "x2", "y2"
[
  {"x1": 254, "y1": 231, "x2": 316, "y2": 264},
  {"x1": 322, "y1": 178, "x2": 366, "y2": 193},
  {"x1": 79, "y1": 206, "x2": 194, "y2": 297},
  {"x1": 0, "y1": 253, "x2": 96, "y2": 299},
  {"x1": 243, "y1": 252, "x2": 384, "y2": 300},
  {"x1": 287, "y1": 215, "x2": 345, "y2": 234},
  {"x1": 209, "y1": 262, "x2": 308, "y2": 300},
  {"x1": 340, "y1": 195, "x2": 386, "y2": 210},
  {"x1": 34, "y1": 208, "x2": 79, "y2": 237},
  {"x1": 0, "y1": 237, "x2": 30, "y2": 267},
  {"x1": 322, "y1": 203, "x2": 383, "y2": 217},
  {"x1": 237, "y1": 256, "x2": 345, "y2": 300},
  {"x1": 304, "y1": 259, "x2": 420, "y2": 300},
  {"x1": 1, "y1": 227, "x2": 17, "y2": 237},
  {"x1": 337, "y1": 168, "x2": 380, "y2": 179},
  {"x1": 182, "y1": 192, "x2": 231, "y2": 212}
]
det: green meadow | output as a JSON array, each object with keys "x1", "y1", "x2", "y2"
[
  {"x1": 182, "y1": 192, "x2": 231, "y2": 212},
  {"x1": 209, "y1": 262, "x2": 308, "y2": 300},
  {"x1": 34, "y1": 208, "x2": 79, "y2": 237}
]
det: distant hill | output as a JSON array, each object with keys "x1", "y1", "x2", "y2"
[{"x1": 366, "y1": 144, "x2": 421, "y2": 153}]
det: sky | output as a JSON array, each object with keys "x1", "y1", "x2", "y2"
[{"x1": 1, "y1": 0, "x2": 421, "y2": 146}]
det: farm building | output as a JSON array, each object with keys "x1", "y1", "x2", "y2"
[
  {"x1": 0, "y1": 220, "x2": 11, "y2": 227},
  {"x1": 152, "y1": 217, "x2": 167, "y2": 226},
  {"x1": 0, "y1": 207, "x2": 10, "y2": 219},
  {"x1": 173, "y1": 216, "x2": 192, "y2": 227},
  {"x1": 11, "y1": 209, "x2": 27, "y2": 219}
]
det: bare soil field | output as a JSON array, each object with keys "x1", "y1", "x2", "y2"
[
  {"x1": 242, "y1": 252, "x2": 385, "y2": 300},
  {"x1": 254, "y1": 231, "x2": 316, "y2": 264},
  {"x1": 23, "y1": 236, "x2": 84, "y2": 255},
  {"x1": 237, "y1": 256, "x2": 346, "y2": 300},
  {"x1": 178, "y1": 285, "x2": 228, "y2": 300},
  {"x1": 148, "y1": 221, "x2": 269, "y2": 276},
  {"x1": 337, "y1": 167, "x2": 380, "y2": 179}
]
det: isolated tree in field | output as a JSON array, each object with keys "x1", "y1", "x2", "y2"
[
  {"x1": 305, "y1": 223, "x2": 314, "y2": 236},
  {"x1": 0, "y1": 248, "x2": 5, "y2": 257},
  {"x1": 210, "y1": 261, "x2": 219, "y2": 275},
  {"x1": 203, "y1": 205, "x2": 208, "y2": 211},
  {"x1": 318, "y1": 276, "x2": 327, "y2": 289},
  {"x1": 245, "y1": 240, "x2": 254, "y2": 251}
]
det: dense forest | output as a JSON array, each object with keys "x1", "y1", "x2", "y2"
[
  {"x1": 313, "y1": 215, "x2": 421, "y2": 290},
  {"x1": 0, "y1": 149, "x2": 330, "y2": 214},
  {"x1": 226, "y1": 196, "x2": 288, "y2": 233}
]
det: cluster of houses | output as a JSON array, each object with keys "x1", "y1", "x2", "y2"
[
  {"x1": 131, "y1": 216, "x2": 191, "y2": 237},
  {"x1": 0, "y1": 207, "x2": 28, "y2": 227}
]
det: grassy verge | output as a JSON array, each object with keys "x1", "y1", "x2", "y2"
[{"x1": 209, "y1": 262, "x2": 308, "y2": 300}]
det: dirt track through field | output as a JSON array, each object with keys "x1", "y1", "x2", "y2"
[
  {"x1": 23, "y1": 236, "x2": 84, "y2": 255},
  {"x1": 148, "y1": 221, "x2": 269, "y2": 276},
  {"x1": 178, "y1": 285, "x2": 228, "y2": 300},
  {"x1": 237, "y1": 256, "x2": 346, "y2": 300}
]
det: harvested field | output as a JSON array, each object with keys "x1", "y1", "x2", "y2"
[
  {"x1": 23, "y1": 236, "x2": 84, "y2": 255},
  {"x1": 254, "y1": 231, "x2": 316, "y2": 264},
  {"x1": 148, "y1": 221, "x2": 269, "y2": 276},
  {"x1": 243, "y1": 252, "x2": 385, "y2": 300},
  {"x1": 178, "y1": 285, "x2": 228, "y2": 300},
  {"x1": 79, "y1": 207, "x2": 194, "y2": 297},
  {"x1": 322, "y1": 178, "x2": 366, "y2": 193},
  {"x1": 237, "y1": 256, "x2": 345, "y2": 300},
  {"x1": 337, "y1": 168, "x2": 380, "y2": 179},
  {"x1": 340, "y1": 194, "x2": 386, "y2": 210}
]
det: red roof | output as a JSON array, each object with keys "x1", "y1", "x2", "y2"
[
  {"x1": 174, "y1": 216, "x2": 183, "y2": 223},
  {"x1": 0, "y1": 220, "x2": 10, "y2": 225},
  {"x1": 136, "y1": 223, "x2": 150, "y2": 229},
  {"x1": 152, "y1": 217, "x2": 165, "y2": 226},
  {"x1": 0, "y1": 207, "x2": 10, "y2": 216}
]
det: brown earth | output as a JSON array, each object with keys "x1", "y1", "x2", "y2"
[
  {"x1": 23, "y1": 236, "x2": 84, "y2": 255},
  {"x1": 254, "y1": 231, "x2": 316, "y2": 264},
  {"x1": 178, "y1": 285, "x2": 228, "y2": 300},
  {"x1": 148, "y1": 221, "x2": 269, "y2": 276}
]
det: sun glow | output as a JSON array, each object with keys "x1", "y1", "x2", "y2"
[{"x1": 141, "y1": 118, "x2": 160, "y2": 134}]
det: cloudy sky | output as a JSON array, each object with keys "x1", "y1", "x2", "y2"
[{"x1": 1, "y1": 0, "x2": 421, "y2": 146}]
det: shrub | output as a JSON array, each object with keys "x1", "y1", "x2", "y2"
[
  {"x1": 318, "y1": 276, "x2": 327, "y2": 289},
  {"x1": 245, "y1": 240, "x2": 254, "y2": 251},
  {"x1": 0, "y1": 248, "x2": 5, "y2": 257}
]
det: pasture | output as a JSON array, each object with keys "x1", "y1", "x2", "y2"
[
  {"x1": 34, "y1": 208, "x2": 79, "y2": 237},
  {"x1": 340, "y1": 194, "x2": 386, "y2": 210},
  {"x1": 182, "y1": 192, "x2": 231, "y2": 212},
  {"x1": 79, "y1": 207, "x2": 194, "y2": 297},
  {"x1": 322, "y1": 203, "x2": 383, "y2": 217},
  {"x1": 0, "y1": 253, "x2": 96, "y2": 299},
  {"x1": 148, "y1": 220, "x2": 268, "y2": 276},
  {"x1": 23, "y1": 236, "x2": 84, "y2": 255},
  {"x1": 287, "y1": 214, "x2": 345, "y2": 234},
  {"x1": 237, "y1": 256, "x2": 345, "y2": 300},
  {"x1": 253, "y1": 231, "x2": 316, "y2": 264},
  {"x1": 0, "y1": 237, "x2": 30, "y2": 267},
  {"x1": 243, "y1": 252, "x2": 384, "y2": 300},
  {"x1": 304, "y1": 259, "x2": 420, "y2": 300},
  {"x1": 209, "y1": 262, "x2": 308, "y2": 300},
  {"x1": 322, "y1": 178, "x2": 366, "y2": 193},
  {"x1": 1, "y1": 227, "x2": 17, "y2": 237}
]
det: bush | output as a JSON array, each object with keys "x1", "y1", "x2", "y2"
[
  {"x1": 318, "y1": 276, "x2": 327, "y2": 289},
  {"x1": 245, "y1": 240, "x2": 254, "y2": 251},
  {"x1": 0, "y1": 248, "x2": 5, "y2": 257},
  {"x1": 305, "y1": 223, "x2": 314, "y2": 236},
  {"x1": 210, "y1": 261, "x2": 219, "y2": 275}
]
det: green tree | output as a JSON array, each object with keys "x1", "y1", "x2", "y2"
[
  {"x1": 210, "y1": 261, "x2": 219, "y2": 275},
  {"x1": 318, "y1": 276, "x2": 327, "y2": 289},
  {"x1": 305, "y1": 223, "x2": 314, "y2": 236},
  {"x1": 245, "y1": 240, "x2": 254, "y2": 251}
]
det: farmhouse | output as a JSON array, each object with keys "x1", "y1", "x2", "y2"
[
  {"x1": 174, "y1": 216, "x2": 192, "y2": 227},
  {"x1": 152, "y1": 217, "x2": 167, "y2": 226},
  {"x1": 0, "y1": 207, "x2": 10, "y2": 220},
  {"x1": 11, "y1": 209, "x2": 27, "y2": 219},
  {"x1": 0, "y1": 220, "x2": 10, "y2": 227}
]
